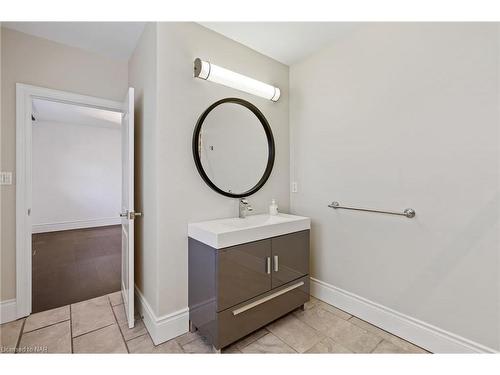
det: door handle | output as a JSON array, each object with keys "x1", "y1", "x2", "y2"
[
  {"x1": 273, "y1": 255, "x2": 279, "y2": 272},
  {"x1": 266, "y1": 257, "x2": 271, "y2": 274},
  {"x1": 232, "y1": 281, "x2": 305, "y2": 316}
]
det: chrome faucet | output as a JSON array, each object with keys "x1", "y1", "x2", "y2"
[{"x1": 239, "y1": 198, "x2": 253, "y2": 218}]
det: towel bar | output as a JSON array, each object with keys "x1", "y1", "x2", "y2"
[{"x1": 328, "y1": 201, "x2": 415, "y2": 218}]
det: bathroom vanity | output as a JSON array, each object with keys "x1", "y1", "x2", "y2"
[
  {"x1": 188, "y1": 213, "x2": 310, "y2": 350},
  {"x1": 188, "y1": 97, "x2": 310, "y2": 350}
]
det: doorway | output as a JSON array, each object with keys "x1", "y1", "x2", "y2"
[
  {"x1": 16, "y1": 84, "x2": 136, "y2": 327},
  {"x1": 30, "y1": 98, "x2": 123, "y2": 312}
]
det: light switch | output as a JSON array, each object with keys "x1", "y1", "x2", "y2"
[{"x1": 0, "y1": 172, "x2": 13, "y2": 185}]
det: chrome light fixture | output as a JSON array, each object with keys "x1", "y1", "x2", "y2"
[{"x1": 193, "y1": 58, "x2": 281, "y2": 102}]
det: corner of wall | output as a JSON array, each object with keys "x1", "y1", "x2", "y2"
[{"x1": 127, "y1": 22, "x2": 161, "y2": 318}]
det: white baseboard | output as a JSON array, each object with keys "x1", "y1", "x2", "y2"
[
  {"x1": 0, "y1": 299, "x2": 17, "y2": 324},
  {"x1": 134, "y1": 285, "x2": 189, "y2": 345},
  {"x1": 310, "y1": 277, "x2": 497, "y2": 353},
  {"x1": 32, "y1": 217, "x2": 121, "y2": 233}
]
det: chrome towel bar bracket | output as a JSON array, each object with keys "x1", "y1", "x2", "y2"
[{"x1": 328, "y1": 201, "x2": 416, "y2": 218}]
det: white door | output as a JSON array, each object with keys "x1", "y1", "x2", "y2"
[{"x1": 121, "y1": 87, "x2": 136, "y2": 329}]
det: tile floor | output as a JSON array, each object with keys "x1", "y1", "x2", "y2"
[{"x1": 0, "y1": 293, "x2": 429, "y2": 354}]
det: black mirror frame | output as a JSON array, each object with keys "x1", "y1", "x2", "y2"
[{"x1": 192, "y1": 98, "x2": 275, "y2": 198}]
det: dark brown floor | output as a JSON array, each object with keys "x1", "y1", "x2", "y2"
[{"x1": 32, "y1": 225, "x2": 121, "y2": 313}]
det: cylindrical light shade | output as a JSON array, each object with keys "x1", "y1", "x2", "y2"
[{"x1": 194, "y1": 58, "x2": 280, "y2": 102}]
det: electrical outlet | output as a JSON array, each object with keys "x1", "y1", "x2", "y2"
[
  {"x1": 291, "y1": 181, "x2": 298, "y2": 193},
  {"x1": 0, "y1": 172, "x2": 13, "y2": 185}
]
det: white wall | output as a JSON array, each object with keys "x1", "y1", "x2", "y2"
[
  {"x1": 32, "y1": 120, "x2": 121, "y2": 233},
  {"x1": 0, "y1": 25, "x2": 3, "y2": 293},
  {"x1": 290, "y1": 23, "x2": 499, "y2": 351},
  {"x1": 128, "y1": 23, "x2": 160, "y2": 313},
  {"x1": 127, "y1": 23, "x2": 289, "y2": 342},
  {"x1": 1, "y1": 27, "x2": 128, "y2": 301},
  {"x1": 154, "y1": 22, "x2": 289, "y2": 318}
]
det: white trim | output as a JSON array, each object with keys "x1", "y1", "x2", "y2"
[
  {"x1": 32, "y1": 217, "x2": 121, "y2": 234},
  {"x1": 0, "y1": 299, "x2": 18, "y2": 324},
  {"x1": 310, "y1": 277, "x2": 497, "y2": 354},
  {"x1": 16, "y1": 83, "x2": 122, "y2": 320},
  {"x1": 122, "y1": 87, "x2": 135, "y2": 330},
  {"x1": 135, "y1": 285, "x2": 189, "y2": 345},
  {"x1": 122, "y1": 281, "x2": 132, "y2": 329}
]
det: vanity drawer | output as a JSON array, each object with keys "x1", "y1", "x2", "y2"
[{"x1": 216, "y1": 276, "x2": 309, "y2": 349}]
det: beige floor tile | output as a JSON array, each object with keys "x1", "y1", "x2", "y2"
[
  {"x1": 182, "y1": 336, "x2": 215, "y2": 353},
  {"x1": 267, "y1": 314, "x2": 323, "y2": 353},
  {"x1": 303, "y1": 296, "x2": 320, "y2": 310},
  {"x1": 0, "y1": 319, "x2": 25, "y2": 353},
  {"x1": 301, "y1": 296, "x2": 351, "y2": 320},
  {"x1": 222, "y1": 344, "x2": 242, "y2": 353},
  {"x1": 233, "y1": 328, "x2": 269, "y2": 350},
  {"x1": 73, "y1": 324, "x2": 127, "y2": 353},
  {"x1": 372, "y1": 340, "x2": 416, "y2": 353},
  {"x1": 113, "y1": 304, "x2": 139, "y2": 325},
  {"x1": 175, "y1": 331, "x2": 200, "y2": 346},
  {"x1": 24, "y1": 306, "x2": 70, "y2": 333},
  {"x1": 295, "y1": 307, "x2": 381, "y2": 353},
  {"x1": 349, "y1": 317, "x2": 428, "y2": 353},
  {"x1": 349, "y1": 316, "x2": 401, "y2": 343},
  {"x1": 119, "y1": 319, "x2": 147, "y2": 341},
  {"x1": 127, "y1": 334, "x2": 183, "y2": 353},
  {"x1": 108, "y1": 291, "x2": 123, "y2": 306},
  {"x1": 19, "y1": 320, "x2": 71, "y2": 354},
  {"x1": 241, "y1": 333, "x2": 296, "y2": 354},
  {"x1": 388, "y1": 336, "x2": 428, "y2": 353},
  {"x1": 316, "y1": 302, "x2": 352, "y2": 320},
  {"x1": 180, "y1": 328, "x2": 268, "y2": 353},
  {"x1": 113, "y1": 304, "x2": 127, "y2": 324},
  {"x1": 306, "y1": 337, "x2": 352, "y2": 353},
  {"x1": 71, "y1": 295, "x2": 115, "y2": 337}
]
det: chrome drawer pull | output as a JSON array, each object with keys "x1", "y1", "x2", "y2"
[
  {"x1": 266, "y1": 257, "x2": 271, "y2": 274},
  {"x1": 273, "y1": 255, "x2": 279, "y2": 272},
  {"x1": 232, "y1": 281, "x2": 305, "y2": 316}
]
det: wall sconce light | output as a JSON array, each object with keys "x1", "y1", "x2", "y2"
[{"x1": 193, "y1": 58, "x2": 280, "y2": 102}]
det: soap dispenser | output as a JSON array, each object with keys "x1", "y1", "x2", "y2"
[{"x1": 269, "y1": 199, "x2": 279, "y2": 215}]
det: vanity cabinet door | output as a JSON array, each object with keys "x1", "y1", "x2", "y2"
[
  {"x1": 217, "y1": 239, "x2": 272, "y2": 312},
  {"x1": 271, "y1": 231, "x2": 309, "y2": 289}
]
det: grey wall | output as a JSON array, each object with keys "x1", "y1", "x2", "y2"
[
  {"x1": 154, "y1": 23, "x2": 289, "y2": 316},
  {"x1": 128, "y1": 23, "x2": 160, "y2": 312},
  {"x1": 290, "y1": 23, "x2": 499, "y2": 350},
  {"x1": 0, "y1": 27, "x2": 128, "y2": 301}
]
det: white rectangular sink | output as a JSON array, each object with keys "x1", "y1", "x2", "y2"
[{"x1": 188, "y1": 213, "x2": 310, "y2": 249}]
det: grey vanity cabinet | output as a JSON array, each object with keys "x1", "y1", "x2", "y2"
[
  {"x1": 189, "y1": 230, "x2": 310, "y2": 350},
  {"x1": 271, "y1": 231, "x2": 309, "y2": 289},
  {"x1": 217, "y1": 239, "x2": 272, "y2": 312}
]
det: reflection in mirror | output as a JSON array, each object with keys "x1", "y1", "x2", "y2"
[
  {"x1": 197, "y1": 103, "x2": 268, "y2": 194},
  {"x1": 193, "y1": 98, "x2": 275, "y2": 198}
]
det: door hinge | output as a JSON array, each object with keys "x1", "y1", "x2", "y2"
[{"x1": 129, "y1": 211, "x2": 142, "y2": 220}]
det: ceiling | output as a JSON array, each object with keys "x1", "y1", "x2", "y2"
[
  {"x1": 4, "y1": 22, "x2": 358, "y2": 65},
  {"x1": 32, "y1": 99, "x2": 122, "y2": 129},
  {"x1": 199, "y1": 22, "x2": 360, "y2": 65},
  {"x1": 4, "y1": 22, "x2": 146, "y2": 60}
]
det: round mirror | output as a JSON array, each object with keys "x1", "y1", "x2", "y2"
[{"x1": 192, "y1": 98, "x2": 275, "y2": 198}]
